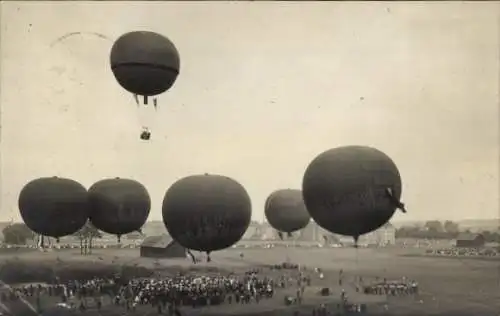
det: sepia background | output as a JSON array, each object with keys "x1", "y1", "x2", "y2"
[{"x1": 1, "y1": 1, "x2": 498, "y2": 225}]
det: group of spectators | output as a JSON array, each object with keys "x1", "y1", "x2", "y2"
[
  {"x1": 425, "y1": 247, "x2": 499, "y2": 257},
  {"x1": 5, "y1": 270, "x2": 280, "y2": 314},
  {"x1": 2, "y1": 262, "x2": 417, "y2": 316},
  {"x1": 362, "y1": 278, "x2": 419, "y2": 296},
  {"x1": 115, "y1": 271, "x2": 276, "y2": 311},
  {"x1": 0, "y1": 243, "x2": 137, "y2": 250}
]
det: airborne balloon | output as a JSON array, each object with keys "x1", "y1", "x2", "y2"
[
  {"x1": 88, "y1": 178, "x2": 150, "y2": 241},
  {"x1": 18, "y1": 177, "x2": 88, "y2": 241},
  {"x1": 110, "y1": 31, "x2": 180, "y2": 140},
  {"x1": 110, "y1": 31, "x2": 180, "y2": 104},
  {"x1": 265, "y1": 189, "x2": 310, "y2": 235},
  {"x1": 162, "y1": 174, "x2": 252, "y2": 259},
  {"x1": 302, "y1": 146, "x2": 406, "y2": 245}
]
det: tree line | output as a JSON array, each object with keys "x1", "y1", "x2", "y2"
[
  {"x1": 395, "y1": 220, "x2": 500, "y2": 242},
  {"x1": 4, "y1": 219, "x2": 500, "y2": 247},
  {"x1": 1, "y1": 221, "x2": 147, "y2": 248},
  {"x1": 1, "y1": 221, "x2": 106, "y2": 254}
]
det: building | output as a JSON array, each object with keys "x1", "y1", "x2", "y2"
[
  {"x1": 251, "y1": 220, "x2": 396, "y2": 245},
  {"x1": 260, "y1": 222, "x2": 276, "y2": 240},
  {"x1": 297, "y1": 221, "x2": 320, "y2": 242},
  {"x1": 258, "y1": 222, "x2": 307, "y2": 241},
  {"x1": 296, "y1": 221, "x2": 396, "y2": 246},
  {"x1": 140, "y1": 235, "x2": 186, "y2": 258},
  {"x1": 361, "y1": 222, "x2": 396, "y2": 246},
  {"x1": 242, "y1": 222, "x2": 263, "y2": 240},
  {"x1": 455, "y1": 233, "x2": 485, "y2": 248},
  {"x1": 141, "y1": 221, "x2": 168, "y2": 236}
]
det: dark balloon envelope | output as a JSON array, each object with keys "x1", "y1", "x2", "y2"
[
  {"x1": 88, "y1": 178, "x2": 150, "y2": 239},
  {"x1": 162, "y1": 174, "x2": 252, "y2": 253},
  {"x1": 110, "y1": 31, "x2": 180, "y2": 97},
  {"x1": 265, "y1": 189, "x2": 310, "y2": 233},
  {"x1": 302, "y1": 146, "x2": 406, "y2": 240},
  {"x1": 18, "y1": 177, "x2": 89, "y2": 239}
]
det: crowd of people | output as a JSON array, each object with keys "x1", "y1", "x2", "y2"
[
  {"x1": 0, "y1": 243, "x2": 138, "y2": 250},
  {"x1": 425, "y1": 247, "x2": 499, "y2": 257},
  {"x1": 0, "y1": 263, "x2": 421, "y2": 315},
  {"x1": 5, "y1": 269, "x2": 284, "y2": 314},
  {"x1": 362, "y1": 278, "x2": 419, "y2": 296},
  {"x1": 115, "y1": 271, "x2": 277, "y2": 311}
]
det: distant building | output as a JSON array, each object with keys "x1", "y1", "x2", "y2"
[
  {"x1": 242, "y1": 222, "x2": 262, "y2": 240},
  {"x1": 297, "y1": 222, "x2": 314, "y2": 241},
  {"x1": 141, "y1": 221, "x2": 168, "y2": 237},
  {"x1": 260, "y1": 223, "x2": 276, "y2": 240},
  {"x1": 140, "y1": 235, "x2": 186, "y2": 258},
  {"x1": 455, "y1": 233, "x2": 485, "y2": 248},
  {"x1": 296, "y1": 221, "x2": 332, "y2": 243},
  {"x1": 258, "y1": 222, "x2": 311, "y2": 241},
  {"x1": 250, "y1": 220, "x2": 395, "y2": 245},
  {"x1": 297, "y1": 221, "x2": 319, "y2": 242},
  {"x1": 298, "y1": 221, "x2": 395, "y2": 246},
  {"x1": 361, "y1": 223, "x2": 396, "y2": 246}
]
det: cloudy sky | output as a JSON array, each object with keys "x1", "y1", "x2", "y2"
[{"x1": 1, "y1": 1, "x2": 498, "y2": 223}]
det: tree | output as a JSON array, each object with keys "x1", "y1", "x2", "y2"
[
  {"x1": 481, "y1": 230, "x2": 500, "y2": 243},
  {"x1": 443, "y1": 220, "x2": 460, "y2": 234},
  {"x1": 395, "y1": 226, "x2": 421, "y2": 238},
  {"x1": 493, "y1": 232, "x2": 500, "y2": 243},
  {"x1": 424, "y1": 220, "x2": 444, "y2": 233},
  {"x1": 2, "y1": 223, "x2": 35, "y2": 245},
  {"x1": 73, "y1": 221, "x2": 102, "y2": 255},
  {"x1": 482, "y1": 230, "x2": 492, "y2": 242}
]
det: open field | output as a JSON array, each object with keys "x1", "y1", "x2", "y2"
[{"x1": 0, "y1": 246, "x2": 499, "y2": 315}]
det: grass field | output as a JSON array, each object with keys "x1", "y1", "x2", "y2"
[{"x1": 0, "y1": 246, "x2": 499, "y2": 315}]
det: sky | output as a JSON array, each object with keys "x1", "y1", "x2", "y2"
[{"x1": 0, "y1": 1, "x2": 498, "y2": 223}]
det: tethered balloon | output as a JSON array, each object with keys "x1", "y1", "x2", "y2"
[
  {"x1": 88, "y1": 178, "x2": 150, "y2": 242},
  {"x1": 162, "y1": 174, "x2": 252, "y2": 261},
  {"x1": 302, "y1": 145, "x2": 406, "y2": 246},
  {"x1": 18, "y1": 177, "x2": 89, "y2": 241},
  {"x1": 265, "y1": 189, "x2": 310, "y2": 238}
]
